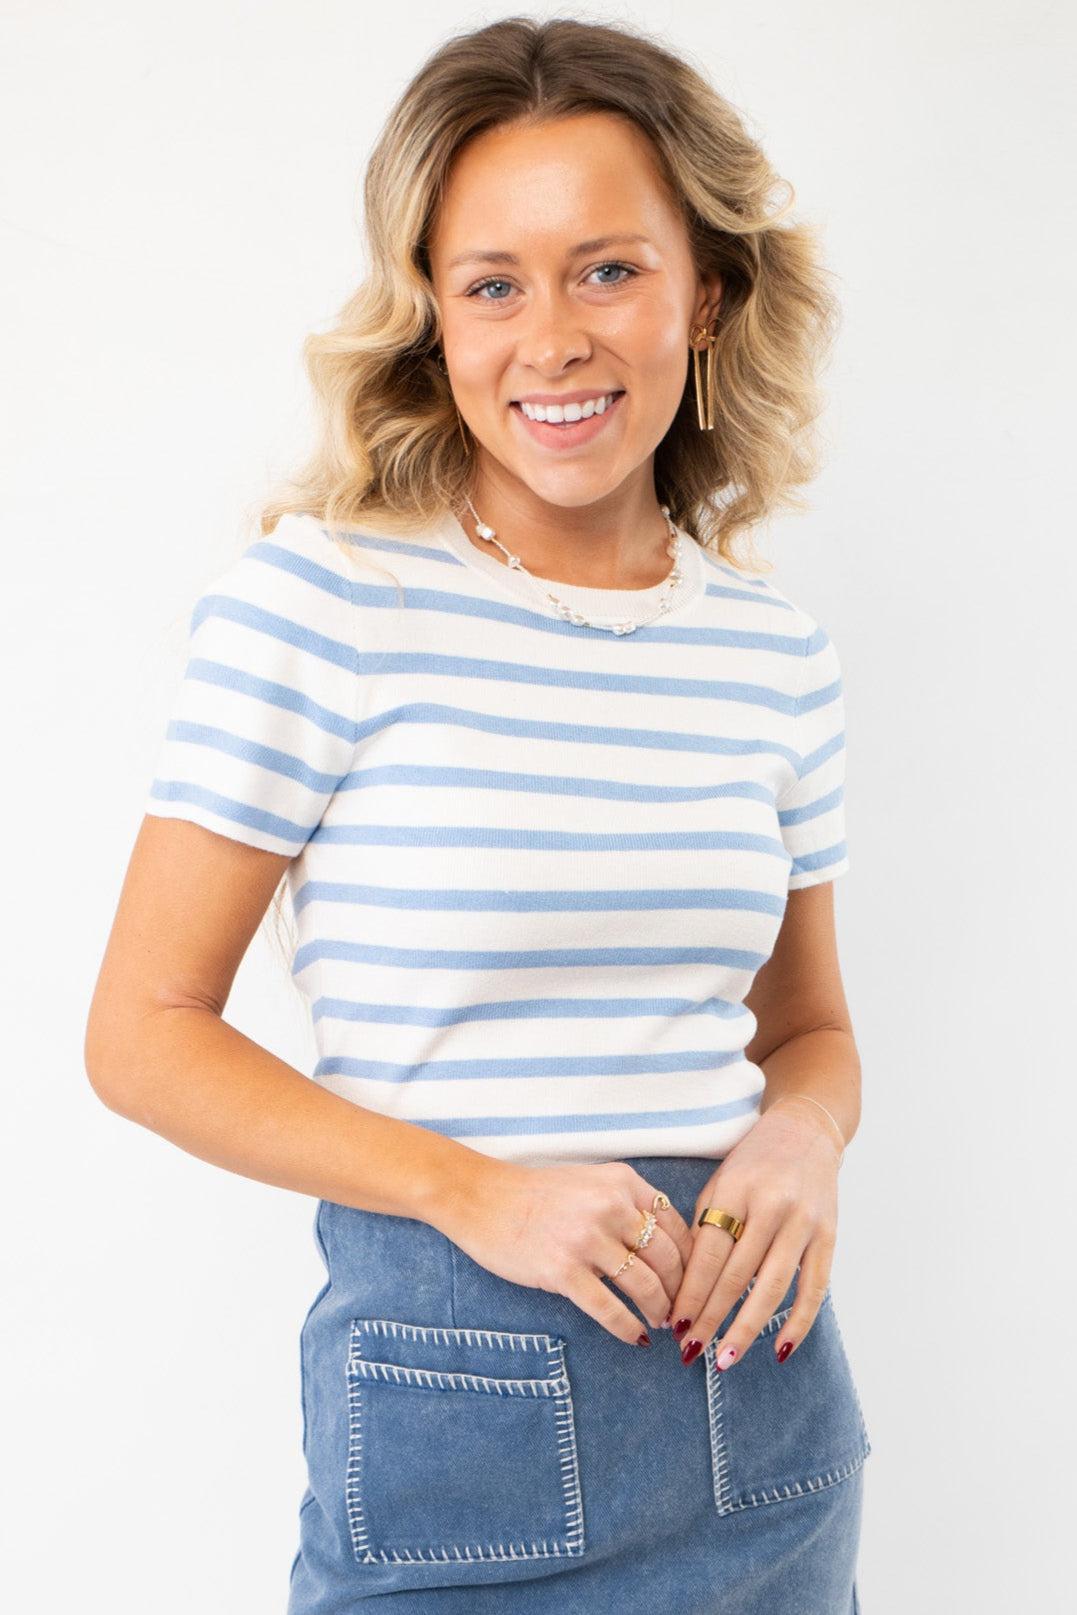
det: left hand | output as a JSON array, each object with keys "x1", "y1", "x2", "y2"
[{"x1": 667, "y1": 1100, "x2": 843, "y2": 1369}]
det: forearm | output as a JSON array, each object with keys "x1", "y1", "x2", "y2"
[
  {"x1": 89, "y1": 1004, "x2": 496, "y2": 1234},
  {"x1": 757, "y1": 1026, "x2": 862, "y2": 1151}
]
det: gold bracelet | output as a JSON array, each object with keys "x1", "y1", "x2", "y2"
[{"x1": 767, "y1": 1094, "x2": 846, "y2": 1164}]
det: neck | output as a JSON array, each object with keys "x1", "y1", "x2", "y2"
[{"x1": 457, "y1": 483, "x2": 673, "y2": 590}]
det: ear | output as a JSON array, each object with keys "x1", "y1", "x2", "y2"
[{"x1": 692, "y1": 270, "x2": 723, "y2": 331}]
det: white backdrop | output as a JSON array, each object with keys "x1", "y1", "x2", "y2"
[{"x1": 3, "y1": 2, "x2": 1074, "y2": 1610}]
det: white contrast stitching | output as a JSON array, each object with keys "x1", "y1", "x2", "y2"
[
  {"x1": 704, "y1": 1286, "x2": 870, "y2": 1513},
  {"x1": 351, "y1": 1317, "x2": 557, "y2": 1351},
  {"x1": 348, "y1": 1357, "x2": 569, "y2": 1396},
  {"x1": 344, "y1": 1318, "x2": 586, "y2": 1566}
]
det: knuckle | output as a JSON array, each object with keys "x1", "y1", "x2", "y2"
[
  {"x1": 694, "y1": 1236, "x2": 730, "y2": 1273},
  {"x1": 757, "y1": 1283, "x2": 793, "y2": 1320},
  {"x1": 632, "y1": 1263, "x2": 669, "y2": 1325},
  {"x1": 797, "y1": 1279, "x2": 830, "y2": 1310},
  {"x1": 744, "y1": 1178, "x2": 781, "y2": 1207},
  {"x1": 681, "y1": 1312, "x2": 714, "y2": 1348},
  {"x1": 607, "y1": 1303, "x2": 633, "y2": 1337},
  {"x1": 713, "y1": 1316, "x2": 758, "y2": 1359},
  {"x1": 612, "y1": 1304, "x2": 645, "y2": 1344},
  {"x1": 718, "y1": 1259, "x2": 753, "y2": 1294},
  {"x1": 596, "y1": 1300, "x2": 629, "y2": 1341},
  {"x1": 784, "y1": 1309, "x2": 815, "y2": 1344},
  {"x1": 551, "y1": 1249, "x2": 582, "y2": 1284},
  {"x1": 571, "y1": 1278, "x2": 641, "y2": 1346}
]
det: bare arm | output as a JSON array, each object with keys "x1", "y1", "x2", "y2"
[
  {"x1": 84, "y1": 815, "x2": 497, "y2": 1232},
  {"x1": 742, "y1": 881, "x2": 861, "y2": 1151}
]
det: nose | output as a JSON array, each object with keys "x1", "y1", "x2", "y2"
[{"x1": 513, "y1": 296, "x2": 593, "y2": 377}]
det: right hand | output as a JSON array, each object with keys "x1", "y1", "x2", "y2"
[{"x1": 437, "y1": 1158, "x2": 696, "y2": 1345}]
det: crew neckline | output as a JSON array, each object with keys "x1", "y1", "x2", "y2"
[{"x1": 435, "y1": 506, "x2": 706, "y2": 626}]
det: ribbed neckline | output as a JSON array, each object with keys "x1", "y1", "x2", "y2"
[{"x1": 434, "y1": 506, "x2": 706, "y2": 626}]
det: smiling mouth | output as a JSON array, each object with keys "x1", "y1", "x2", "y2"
[{"x1": 509, "y1": 391, "x2": 626, "y2": 426}]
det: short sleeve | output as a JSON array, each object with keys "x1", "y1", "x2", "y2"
[
  {"x1": 776, "y1": 621, "x2": 850, "y2": 889},
  {"x1": 144, "y1": 516, "x2": 358, "y2": 857}
]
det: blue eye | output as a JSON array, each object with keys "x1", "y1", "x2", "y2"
[
  {"x1": 592, "y1": 262, "x2": 635, "y2": 286},
  {"x1": 465, "y1": 261, "x2": 638, "y2": 300},
  {"x1": 466, "y1": 277, "x2": 513, "y2": 302}
]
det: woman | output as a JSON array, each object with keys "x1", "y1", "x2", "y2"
[{"x1": 86, "y1": 16, "x2": 871, "y2": 1613}]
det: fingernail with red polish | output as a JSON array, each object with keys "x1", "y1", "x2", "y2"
[
  {"x1": 714, "y1": 1345, "x2": 738, "y2": 1371},
  {"x1": 681, "y1": 1338, "x2": 703, "y2": 1366},
  {"x1": 673, "y1": 1318, "x2": 692, "y2": 1341},
  {"x1": 776, "y1": 1340, "x2": 794, "y2": 1363},
  {"x1": 636, "y1": 1331, "x2": 651, "y2": 1347}
]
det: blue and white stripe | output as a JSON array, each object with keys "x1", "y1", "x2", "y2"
[{"x1": 146, "y1": 511, "x2": 849, "y2": 1166}]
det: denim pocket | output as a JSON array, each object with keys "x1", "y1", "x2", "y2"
[
  {"x1": 705, "y1": 1283, "x2": 871, "y2": 1514},
  {"x1": 344, "y1": 1316, "x2": 586, "y2": 1575}
]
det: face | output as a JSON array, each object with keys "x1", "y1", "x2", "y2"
[{"x1": 427, "y1": 111, "x2": 721, "y2": 521}]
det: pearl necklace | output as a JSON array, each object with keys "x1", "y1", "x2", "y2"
[{"x1": 459, "y1": 496, "x2": 684, "y2": 635}]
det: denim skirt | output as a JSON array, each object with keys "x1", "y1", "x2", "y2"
[{"x1": 287, "y1": 1153, "x2": 871, "y2": 1614}]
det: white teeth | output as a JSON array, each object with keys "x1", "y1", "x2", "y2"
[{"x1": 519, "y1": 392, "x2": 619, "y2": 423}]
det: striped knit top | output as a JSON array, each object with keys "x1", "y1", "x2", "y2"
[{"x1": 145, "y1": 506, "x2": 850, "y2": 1167}]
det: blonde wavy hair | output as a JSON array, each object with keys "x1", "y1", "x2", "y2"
[
  {"x1": 258, "y1": 13, "x2": 840, "y2": 565},
  {"x1": 257, "y1": 13, "x2": 842, "y2": 980}
]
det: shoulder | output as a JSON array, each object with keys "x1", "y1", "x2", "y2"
[
  {"x1": 755, "y1": 581, "x2": 845, "y2": 710},
  {"x1": 766, "y1": 585, "x2": 836, "y2": 666},
  {"x1": 185, "y1": 513, "x2": 360, "y2": 684},
  {"x1": 193, "y1": 513, "x2": 356, "y2": 629},
  {"x1": 265, "y1": 510, "x2": 459, "y2": 600},
  {"x1": 226, "y1": 512, "x2": 356, "y2": 597},
  {"x1": 697, "y1": 546, "x2": 834, "y2": 658}
]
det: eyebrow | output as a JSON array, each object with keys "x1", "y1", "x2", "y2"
[{"x1": 445, "y1": 233, "x2": 655, "y2": 270}]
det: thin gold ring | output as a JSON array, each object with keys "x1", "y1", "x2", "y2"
[{"x1": 610, "y1": 1190, "x2": 673, "y2": 1277}]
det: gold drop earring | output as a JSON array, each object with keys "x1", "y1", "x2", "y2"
[{"x1": 688, "y1": 315, "x2": 720, "y2": 431}]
